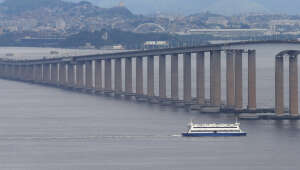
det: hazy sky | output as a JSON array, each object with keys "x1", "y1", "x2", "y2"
[
  {"x1": 2, "y1": 0, "x2": 300, "y2": 15},
  {"x1": 64, "y1": 0, "x2": 300, "y2": 15}
]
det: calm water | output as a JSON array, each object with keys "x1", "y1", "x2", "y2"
[{"x1": 0, "y1": 44, "x2": 300, "y2": 170}]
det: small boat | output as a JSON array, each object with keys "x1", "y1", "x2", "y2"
[{"x1": 182, "y1": 120, "x2": 247, "y2": 137}]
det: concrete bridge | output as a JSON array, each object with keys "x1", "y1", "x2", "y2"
[{"x1": 0, "y1": 40, "x2": 300, "y2": 119}]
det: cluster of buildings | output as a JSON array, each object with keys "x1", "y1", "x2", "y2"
[{"x1": 1, "y1": 1, "x2": 300, "y2": 48}]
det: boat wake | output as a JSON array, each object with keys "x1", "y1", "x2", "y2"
[{"x1": 0, "y1": 134, "x2": 183, "y2": 141}]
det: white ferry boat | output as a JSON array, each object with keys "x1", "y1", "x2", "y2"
[{"x1": 182, "y1": 121, "x2": 247, "y2": 137}]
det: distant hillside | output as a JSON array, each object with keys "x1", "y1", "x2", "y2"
[
  {"x1": 1, "y1": 0, "x2": 72, "y2": 14},
  {"x1": 0, "y1": 0, "x2": 134, "y2": 18}
]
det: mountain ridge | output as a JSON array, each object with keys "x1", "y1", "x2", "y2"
[{"x1": 0, "y1": 0, "x2": 134, "y2": 17}]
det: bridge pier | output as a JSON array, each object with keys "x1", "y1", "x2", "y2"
[
  {"x1": 275, "y1": 56, "x2": 284, "y2": 115},
  {"x1": 275, "y1": 52, "x2": 299, "y2": 116},
  {"x1": 5, "y1": 65, "x2": 10, "y2": 79},
  {"x1": 85, "y1": 61, "x2": 93, "y2": 90},
  {"x1": 184, "y1": 52, "x2": 192, "y2": 103},
  {"x1": 210, "y1": 50, "x2": 221, "y2": 106},
  {"x1": 12, "y1": 65, "x2": 16, "y2": 80},
  {"x1": 171, "y1": 54, "x2": 179, "y2": 100},
  {"x1": 23, "y1": 65, "x2": 28, "y2": 81},
  {"x1": 125, "y1": 58, "x2": 132, "y2": 94},
  {"x1": 27, "y1": 65, "x2": 34, "y2": 82},
  {"x1": 2, "y1": 64, "x2": 6, "y2": 78},
  {"x1": 11, "y1": 65, "x2": 16, "y2": 80},
  {"x1": 59, "y1": 63, "x2": 67, "y2": 86},
  {"x1": 95, "y1": 60, "x2": 102, "y2": 91},
  {"x1": 51, "y1": 63, "x2": 58, "y2": 85},
  {"x1": 43, "y1": 64, "x2": 50, "y2": 84},
  {"x1": 10, "y1": 65, "x2": 15, "y2": 80},
  {"x1": 147, "y1": 56, "x2": 155, "y2": 97},
  {"x1": 35, "y1": 64, "x2": 43, "y2": 83},
  {"x1": 67, "y1": 63, "x2": 75, "y2": 88},
  {"x1": 76, "y1": 62, "x2": 84, "y2": 89},
  {"x1": 0, "y1": 64, "x2": 3, "y2": 78},
  {"x1": 115, "y1": 58, "x2": 122, "y2": 94},
  {"x1": 17, "y1": 65, "x2": 22, "y2": 80},
  {"x1": 248, "y1": 50, "x2": 257, "y2": 110},
  {"x1": 196, "y1": 52, "x2": 205, "y2": 105},
  {"x1": 159, "y1": 55, "x2": 166, "y2": 100},
  {"x1": 289, "y1": 55, "x2": 298, "y2": 115},
  {"x1": 105, "y1": 59, "x2": 112, "y2": 91},
  {"x1": 22, "y1": 65, "x2": 26, "y2": 81},
  {"x1": 32, "y1": 65, "x2": 37, "y2": 82},
  {"x1": 136, "y1": 57, "x2": 143, "y2": 96},
  {"x1": 226, "y1": 50, "x2": 235, "y2": 108},
  {"x1": 15, "y1": 65, "x2": 20, "y2": 80},
  {"x1": 235, "y1": 50, "x2": 243, "y2": 111},
  {"x1": 13, "y1": 65, "x2": 17, "y2": 80}
]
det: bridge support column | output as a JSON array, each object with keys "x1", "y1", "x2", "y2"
[
  {"x1": 95, "y1": 60, "x2": 102, "y2": 91},
  {"x1": 26, "y1": 65, "x2": 33, "y2": 82},
  {"x1": 6, "y1": 65, "x2": 10, "y2": 79},
  {"x1": 147, "y1": 56, "x2": 154, "y2": 97},
  {"x1": 248, "y1": 50, "x2": 256, "y2": 110},
  {"x1": 11, "y1": 65, "x2": 16, "y2": 80},
  {"x1": 10, "y1": 65, "x2": 14, "y2": 79},
  {"x1": 34, "y1": 64, "x2": 40, "y2": 82},
  {"x1": 0, "y1": 64, "x2": 3, "y2": 78},
  {"x1": 32, "y1": 65, "x2": 37, "y2": 82},
  {"x1": 136, "y1": 57, "x2": 143, "y2": 95},
  {"x1": 275, "y1": 56, "x2": 284, "y2": 115},
  {"x1": 51, "y1": 63, "x2": 58, "y2": 85},
  {"x1": 3, "y1": 64, "x2": 9, "y2": 79},
  {"x1": 0, "y1": 64, "x2": 4, "y2": 78},
  {"x1": 76, "y1": 62, "x2": 84, "y2": 89},
  {"x1": 43, "y1": 64, "x2": 50, "y2": 83},
  {"x1": 210, "y1": 50, "x2": 221, "y2": 106},
  {"x1": 23, "y1": 65, "x2": 28, "y2": 81},
  {"x1": 197, "y1": 52, "x2": 205, "y2": 104},
  {"x1": 37, "y1": 64, "x2": 43, "y2": 82},
  {"x1": 1, "y1": 64, "x2": 6, "y2": 78},
  {"x1": 184, "y1": 52, "x2": 192, "y2": 102},
  {"x1": 171, "y1": 54, "x2": 178, "y2": 100},
  {"x1": 226, "y1": 50, "x2": 235, "y2": 108},
  {"x1": 22, "y1": 65, "x2": 27, "y2": 81},
  {"x1": 67, "y1": 63, "x2": 75, "y2": 87},
  {"x1": 125, "y1": 58, "x2": 132, "y2": 93},
  {"x1": 159, "y1": 55, "x2": 166, "y2": 99},
  {"x1": 12, "y1": 65, "x2": 16, "y2": 80},
  {"x1": 105, "y1": 59, "x2": 112, "y2": 91},
  {"x1": 115, "y1": 58, "x2": 122, "y2": 93},
  {"x1": 235, "y1": 50, "x2": 243, "y2": 111},
  {"x1": 289, "y1": 55, "x2": 298, "y2": 115},
  {"x1": 59, "y1": 63, "x2": 66, "y2": 86},
  {"x1": 14, "y1": 65, "x2": 19, "y2": 80},
  {"x1": 85, "y1": 61, "x2": 93, "y2": 90}
]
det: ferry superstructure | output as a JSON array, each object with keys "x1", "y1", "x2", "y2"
[{"x1": 182, "y1": 121, "x2": 247, "y2": 137}]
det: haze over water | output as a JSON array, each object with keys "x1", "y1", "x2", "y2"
[{"x1": 0, "y1": 44, "x2": 300, "y2": 169}]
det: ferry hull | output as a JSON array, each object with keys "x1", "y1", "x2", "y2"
[{"x1": 182, "y1": 133, "x2": 247, "y2": 137}]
